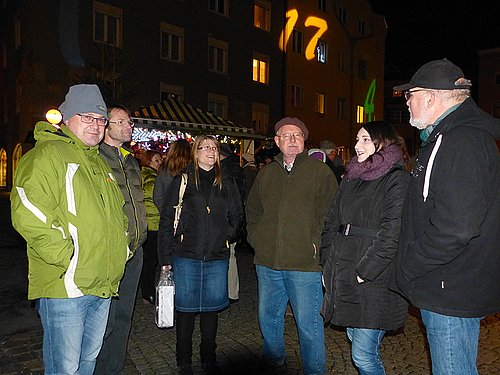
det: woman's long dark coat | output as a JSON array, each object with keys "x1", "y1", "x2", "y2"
[{"x1": 320, "y1": 162, "x2": 409, "y2": 331}]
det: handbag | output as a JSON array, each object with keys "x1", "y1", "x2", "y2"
[{"x1": 173, "y1": 173, "x2": 188, "y2": 235}]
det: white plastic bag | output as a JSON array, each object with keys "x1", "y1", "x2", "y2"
[{"x1": 155, "y1": 270, "x2": 175, "y2": 328}]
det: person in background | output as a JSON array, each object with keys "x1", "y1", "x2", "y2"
[
  {"x1": 236, "y1": 152, "x2": 259, "y2": 253},
  {"x1": 140, "y1": 150, "x2": 163, "y2": 304},
  {"x1": 157, "y1": 135, "x2": 243, "y2": 375},
  {"x1": 153, "y1": 139, "x2": 192, "y2": 213},
  {"x1": 10, "y1": 84, "x2": 130, "y2": 374},
  {"x1": 219, "y1": 143, "x2": 245, "y2": 302},
  {"x1": 246, "y1": 117, "x2": 337, "y2": 375},
  {"x1": 96, "y1": 104, "x2": 148, "y2": 375},
  {"x1": 321, "y1": 121, "x2": 410, "y2": 375},
  {"x1": 320, "y1": 140, "x2": 345, "y2": 185},
  {"x1": 392, "y1": 58, "x2": 500, "y2": 375}
]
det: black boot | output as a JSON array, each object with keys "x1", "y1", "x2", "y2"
[{"x1": 178, "y1": 363, "x2": 193, "y2": 375}]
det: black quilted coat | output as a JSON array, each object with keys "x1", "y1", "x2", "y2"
[{"x1": 320, "y1": 162, "x2": 409, "y2": 331}]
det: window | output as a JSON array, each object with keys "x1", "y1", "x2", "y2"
[
  {"x1": 254, "y1": 1, "x2": 271, "y2": 31},
  {"x1": 208, "y1": 38, "x2": 228, "y2": 74},
  {"x1": 493, "y1": 102, "x2": 500, "y2": 118},
  {"x1": 316, "y1": 40, "x2": 327, "y2": 63},
  {"x1": 15, "y1": 13, "x2": 21, "y2": 49},
  {"x1": 388, "y1": 109, "x2": 406, "y2": 124},
  {"x1": 161, "y1": 23, "x2": 184, "y2": 62},
  {"x1": 318, "y1": 0, "x2": 327, "y2": 12},
  {"x1": 0, "y1": 149, "x2": 7, "y2": 187},
  {"x1": 495, "y1": 73, "x2": 500, "y2": 85},
  {"x1": 208, "y1": 93, "x2": 228, "y2": 118},
  {"x1": 358, "y1": 59, "x2": 367, "y2": 80},
  {"x1": 160, "y1": 83, "x2": 184, "y2": 101},
  {"x1": 315, "y1": 92, "x2": 326, "y2": 114},
  {"x1": 209, "y1": 0, "x2": 227, "y2": 16},
  {"x1": 292, "y1": 29, "x2": 304, "y2": 54},
  {"x1": 337, "y1": 97, "x2": 346, "y2": 120},
  {"x1": 338, "y1": 51, "x2": 347, "y2": 72},
  {"x1": 356, "y1": 105, "x2": 365, "y2": 123},
  {"x1": 338, "y1": 7, "x2": 347, "y2": 24},
  {"x1": 252, "y1": 53, "x2": 269, "y2": 85},
  {"x1": 358, "y1": 19, "x2": 365, "y2": 35},
  {"x1": 252, "y1": 102, "x2": 269, "y2": 133},
  {"x1": 291, "y1": 84, "x2": 303, "y2": 109},
  {"x1": 93, "y1": 1, "x2": 122, "y2": 47}
]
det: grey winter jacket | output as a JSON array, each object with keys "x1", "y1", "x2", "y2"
[{"x1": 99, "y1": 142, "x2": 147, "y2": 252}]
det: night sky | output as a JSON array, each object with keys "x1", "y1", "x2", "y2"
[{"x1": 370, "y1": 1, "x2": 499, "y2": 85}]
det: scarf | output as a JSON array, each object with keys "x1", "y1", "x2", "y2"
[{"x1": 346, "y1": 144, "x2": 403, "y2": 181}]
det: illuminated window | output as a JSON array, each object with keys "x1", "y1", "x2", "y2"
[
  {"x1": 209, "y1": 0, "x2": 227, "y2": 16},
  {"x1": 315, "y1": 92, "x2": 326, "y2": 114},
  {"x1": 254, "y1": 1, "x2": 271, "y2": 31},
  {"x1": 160, "y1": 83, "x2": 184, "y2": 101},
  {"x1": 338, "y1": 51, "x2": 347, "y2": 72},
  {"x1": 208, "y1": 38, "x2": 228, "y2": 74},
  {"x1": 252, "y1": 102, "x2": 269, "y2": 133},
  {"x1": 291, "y1": 84, "x2": 303, "y2": 109},
  {"x1": 208, "y1": 93, "x2": 228, "y2": 118},
  {"x1": 252, "y1": 53, "x2": 269, "y2": 85},
  {"x1": 0, "y1": 149, "x2": 6, "y2": 187},
  {"x1": 93, "y1": 1, "x2": 122, "y2": 47},
  {"x1": 160, "y1": 23, "x2": 184, "y2": 62},
  {"x1": 12, "y1": 143, "x2": 22, "y2": 181},
  {"x1": 337, "y1": 97, "x2": 346, "y2": 120},
  {"x1": 318, "y1": 0, "x2": 327, "y2": 12},
  {"x1": 338, "y1": 7, "x2": 347, "y2": 24},
  {"x1": 316, "y1": 40, "x2": 327, "y2": 63},
  {"x1": 292, "y1": 29, "x2": 304, "y2": 54},
  {"x1": 356, "y1": 105, "x2": 365, "y2": 123}
]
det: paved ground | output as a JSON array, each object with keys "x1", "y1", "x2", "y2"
[{"x1": 1, "y1": 191, "x2": 499, "y2": 374}]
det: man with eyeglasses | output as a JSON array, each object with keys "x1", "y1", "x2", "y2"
[
  {"x1": 392, "y1": 59, "x2": 500, "y2": 375},
  {"x1": 10, "y1": 84, "x2": 130, "y2": 374},
  {"x1": 96, "y1": 104, "x2": 147, "y2": 375},
  {"x1": 246, "y1": 117, "x2": 337, "y2": 375}
]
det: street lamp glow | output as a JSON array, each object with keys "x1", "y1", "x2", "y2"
[{"x1": 46, "y1": 109, "x2": 62, "y2": 125}]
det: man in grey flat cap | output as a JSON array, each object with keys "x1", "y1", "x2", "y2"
[
  {"x1": 11, "y1": 84, "x2": 130, "y2": 375},
  {"x1": 392, "y1": 59, "x2": 500, "y2": 375},
  {"x1": 246, "y1": 117, "x2": 337, "y2": 375}
]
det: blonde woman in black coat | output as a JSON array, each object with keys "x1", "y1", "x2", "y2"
[
  {"x1": 320, "y1": 121, "x2": 410, "y2": 375},
  {"x1": 157, "y1": 135, "x2": 243, "y2": 375}
]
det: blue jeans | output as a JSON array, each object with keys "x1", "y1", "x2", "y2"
[
  {"x1": 96, "y1": 247, "x2": 143, "y2": 374},
  {"x1": 38, "y1": 295, "x2": 112, "y2": 375},
  {"x1": 256, "y1": 265, "x2": 326, "y2": 375},
  {"x1": 420, "y1": 309, "x2": 482, "y2": 375},
  {"x1": 347, "y1": 328, "x2": 386, "y2": 375}
]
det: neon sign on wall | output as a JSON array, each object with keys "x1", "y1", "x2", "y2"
[
  {"x1": 280, "y1": 10, "x2": 378, "y2": 120},
  {"x1": 279, "y1": 10, "x2": 327, "y2": 61}
]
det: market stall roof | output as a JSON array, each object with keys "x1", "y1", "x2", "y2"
[{"x1": 132, "y1": 97, "x2": 266, "y2": 139}]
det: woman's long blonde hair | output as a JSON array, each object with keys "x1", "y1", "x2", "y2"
[
  {"x1": 158, "y1": 139, "x2": 192, "y2": 177},
  {"x1": 191, "y1": 135, "x2": 223, "y2": 189}
]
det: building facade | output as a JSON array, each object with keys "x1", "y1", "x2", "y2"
[{"x1": 0, "y1": 0, "x2": 386, "y2": 189}]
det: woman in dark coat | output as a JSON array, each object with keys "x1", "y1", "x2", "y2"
[
  {"x1": 320, "y1": 121, "x2": 410, "y2": 375},
  {"x1": 157, "y1": 135, "x2": 243, "y2": 375}
]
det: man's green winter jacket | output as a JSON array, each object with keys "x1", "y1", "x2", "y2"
[
  {"x1": 11, "y1": 121, "x2": 130, "y2": 300},
  {"x1": 246, "y1": 152, "x2": 337, "y2": 272}
]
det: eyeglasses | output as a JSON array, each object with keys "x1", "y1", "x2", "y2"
[
  {"x1": 109, "y1": 119, "x2": 135, "y2": 127},
  {"x1": 278, "y1": 132, "x2": 304, "y2": 141},
  {"x1": 197, "y1": 145, "x2": 218, "y2": 152},
  {"x1": 76, "y1": 113, "x2": 108, "y2": 127},
  {"x1": 404, "y1": 89, "x2": 431, "y2": 100}
]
